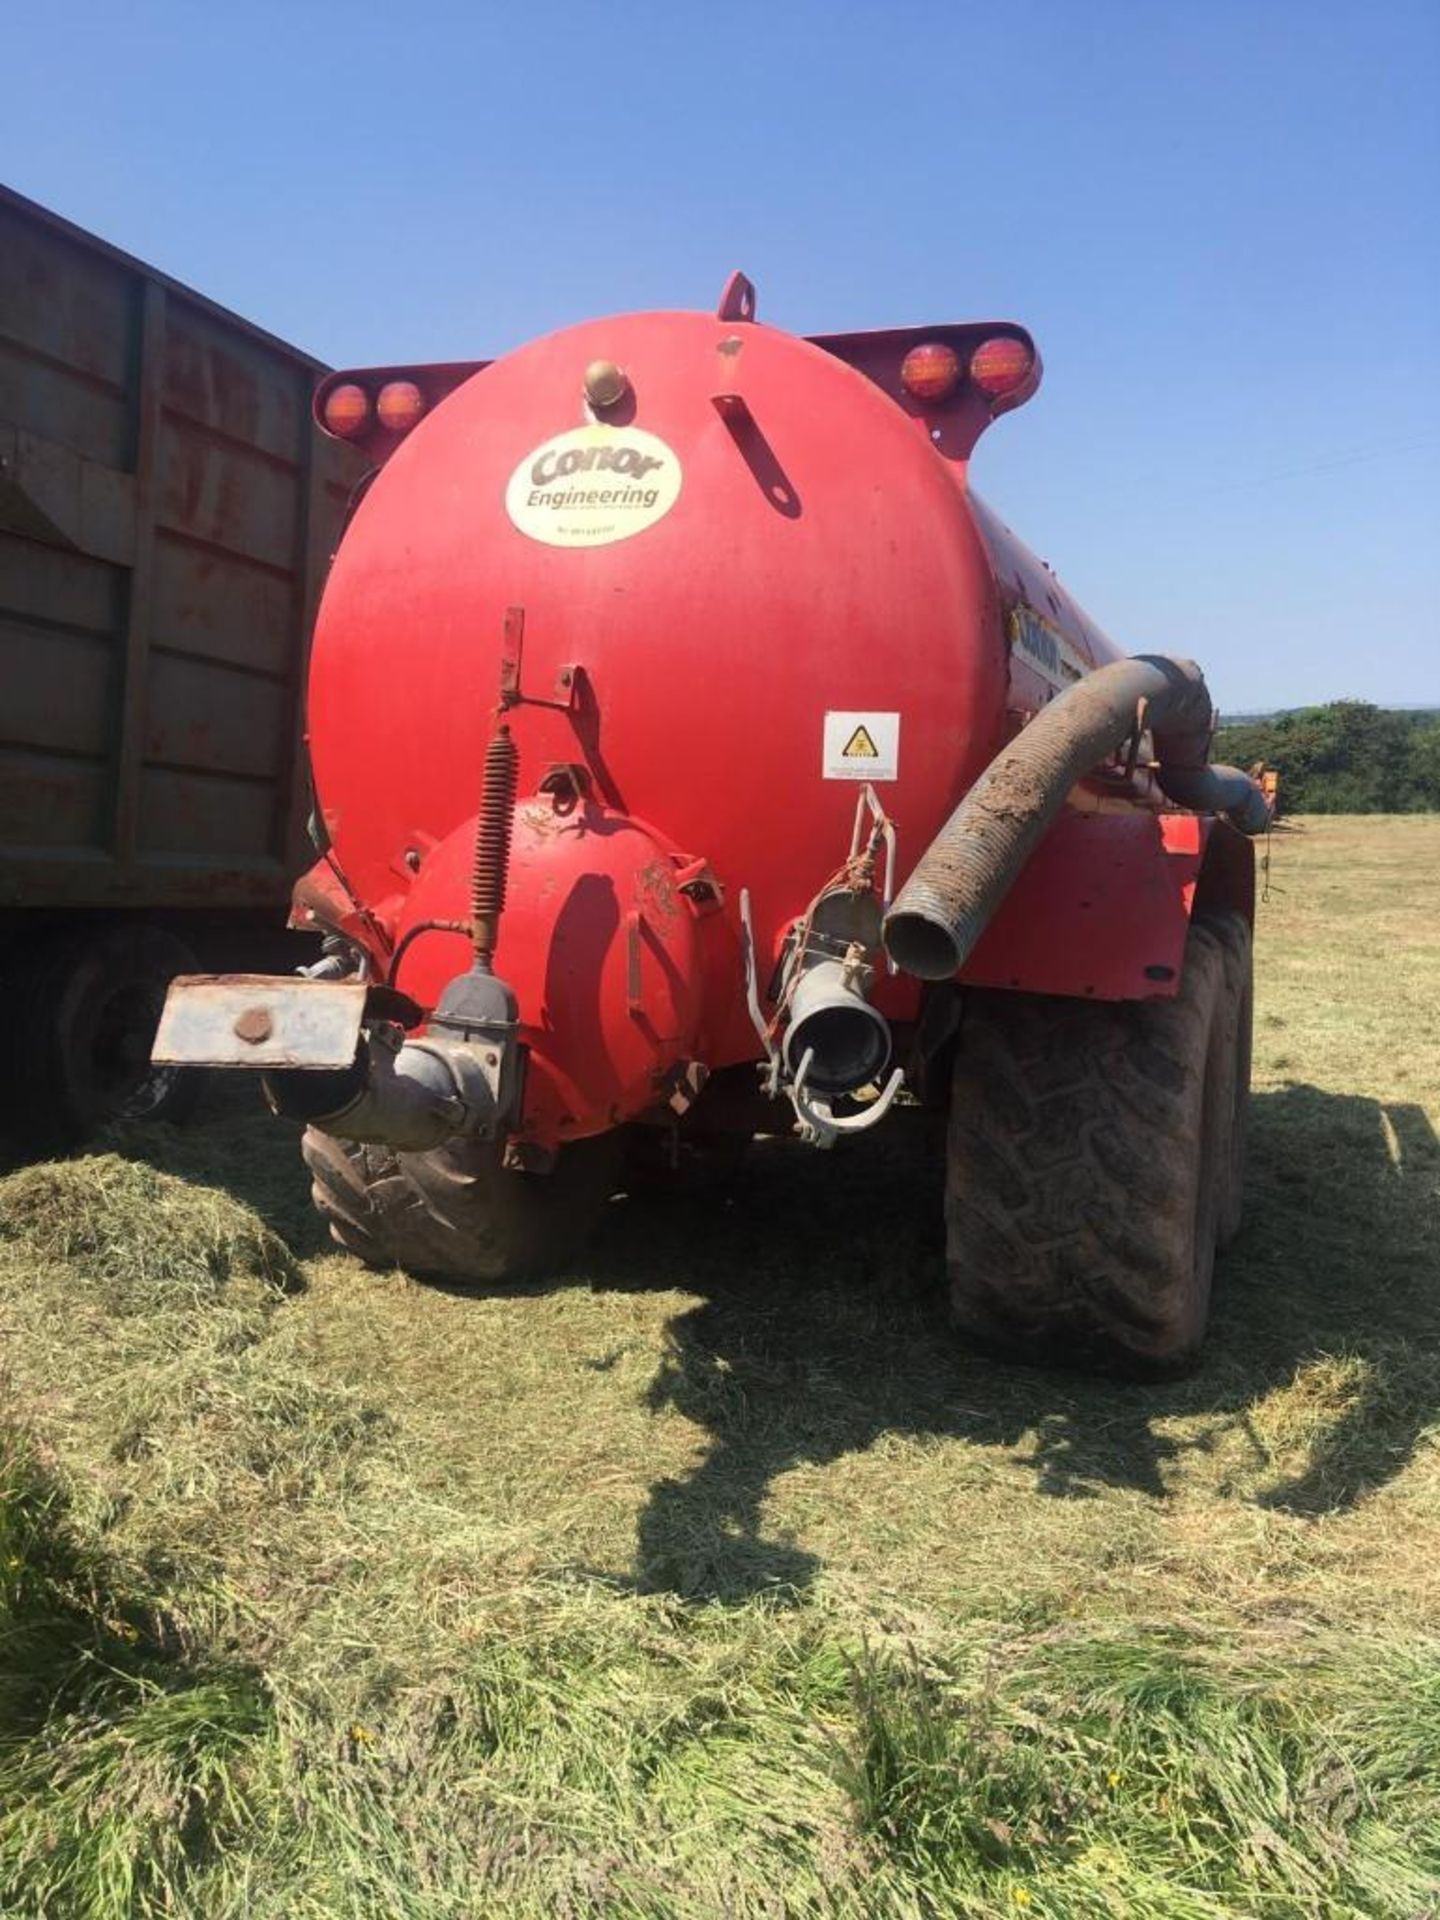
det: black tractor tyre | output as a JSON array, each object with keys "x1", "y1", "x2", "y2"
[
  {"x1": 944, "y1": 913, "x2": 1250, "y2": 1379},
  {"x1": 2, "y1": 925, "x2": 202, "y2": 1157},
  {"x1": 302, "y1": 1126, "x2": 624, "y2": 1284}
]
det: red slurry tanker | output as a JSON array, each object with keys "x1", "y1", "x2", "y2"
[{"x1": 156, "y1": 274, "x2": 1269, "y2": 1376}]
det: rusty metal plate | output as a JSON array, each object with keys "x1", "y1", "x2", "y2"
[{"x1": 152, "y1": 973, "x2": 366, "y2": 1069}]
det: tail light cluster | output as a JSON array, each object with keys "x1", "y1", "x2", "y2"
[
  {"x1": 321, "y1": 375, "x2": 431, "y2": 441},
  {"x1": 314, "y1": 359, "x2": 489, "y2": 461},
  {"x1": 809, "y1": 322, "x2": 1041, "y2": 447},
  {"x1": 900, "y1": 334, "x2": 1034, "y2": 406}
]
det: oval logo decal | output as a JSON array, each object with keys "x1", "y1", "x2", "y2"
[{"x1": 506, "y1": 424, "x2": 682, "y2": 548}]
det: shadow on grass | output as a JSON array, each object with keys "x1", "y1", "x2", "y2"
[
  {"x1": 99, "y1": 1077, "x2": 1438, "y2": 1604},
  {"x1": 593, "y1": 1085, "x2": 1440, "y2": 1600}
]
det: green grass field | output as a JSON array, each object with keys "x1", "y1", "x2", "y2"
[{"x1": 2, "y1": 815, "x2": 1437, "y2": 1918}]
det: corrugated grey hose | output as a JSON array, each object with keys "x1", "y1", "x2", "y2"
[{"x1": 882, "y1": 654, "x2": 1271, "y2": 982}]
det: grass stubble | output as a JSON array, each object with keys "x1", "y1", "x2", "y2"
[{"x1": 0, "y1": 815, "x2": 1437, "y2": 1917}]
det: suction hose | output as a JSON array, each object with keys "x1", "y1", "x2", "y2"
[{"x1": 882, "y1": 654, "x2": 1270, "y2": 982}]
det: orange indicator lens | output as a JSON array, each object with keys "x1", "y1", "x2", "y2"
[
  {"x1": 969, "y1": 336, "x2": 1034, "y2": 399},
  {"x1": 322, "y1": 382, "x2": 371, "y2": 438},
  {"x1": 376, "y1": 379, "x2": 427, "y2": 433},
  {"x1": 900, "y1": 341, "x2": 962, "y2": 403}
]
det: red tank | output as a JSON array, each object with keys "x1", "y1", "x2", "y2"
[{"x1": 299, "y1": 285, "x2": 1172, "y2": 1150}]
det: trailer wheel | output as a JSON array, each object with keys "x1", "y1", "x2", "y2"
[
  {"x1": 3, "y1": 926, "x2": 201, "y2": 1156},
  {"x1": 302, "y1": 1127, "x2": 623, "y2": 1283},
  {"x1": 944, "y1": 914, "x2": 1248, "y2": 1378}
]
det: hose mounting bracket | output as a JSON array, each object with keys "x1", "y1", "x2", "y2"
[{"x1": 789, "y1": 1049, "x2": 907, "y2": 1149}]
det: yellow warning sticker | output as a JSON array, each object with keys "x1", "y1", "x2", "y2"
[{"x1": 823, "y1": 711, "x2": 900, "y2": 781}]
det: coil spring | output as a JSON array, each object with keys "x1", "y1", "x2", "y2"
[{"x1": 471, "y1": 725, "x2": 519, "y2": 966}]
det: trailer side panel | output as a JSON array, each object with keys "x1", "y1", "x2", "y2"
[{"x1": 0, "y1": 185, "x2": 363, "y2": 912}]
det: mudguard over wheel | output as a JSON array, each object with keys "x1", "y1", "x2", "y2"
[
  {"x1": 302, "y1": 1128, "x2": 623, "y2": 1283},
  {"x1": 945, "y1": 913, "x2": 1252, "y2": 1378}
]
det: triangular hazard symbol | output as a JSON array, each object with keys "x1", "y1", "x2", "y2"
[{"x1": 842, "y1": 724, "x2": 879, "y2": 758}]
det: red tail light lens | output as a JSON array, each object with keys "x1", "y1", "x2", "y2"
[
  {"x1": 376, "y1": 379, "x2": 427, "y2": 433},
  {"x1": 900, "y1": 342, "x2": 962, "y2": 403},
  {"x1": 969, "y1": 336, "x2": 1034, "y2": 399},
  {"x1": 322, "y1": 382, "x2": 371, "y2": 438}
]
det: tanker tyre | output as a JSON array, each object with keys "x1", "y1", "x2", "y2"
[
  {"x1": 302, "y1": 1132, "x2": 410, "y2": 1269},
  {"x1": 944, "y1": 916, "x2": 1242, "y2": 1379},
  {"x1": 302, "y1": 1127, "x2": 624, "y2": 1284}
]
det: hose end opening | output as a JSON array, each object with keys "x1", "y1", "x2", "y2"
[
  {"x1": 882, "y1": 910, "x2": 963, "y2": 982},
  {"x1": 785, "y1": 1000, "x2": 892, "y2": 1096}
]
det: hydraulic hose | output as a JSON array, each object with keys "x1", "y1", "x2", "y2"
[{"x1": 882, "y1": 654, "x2": 1270, "y2": 982}]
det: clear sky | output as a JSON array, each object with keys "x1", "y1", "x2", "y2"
[{"x1": 5, "y1": 0, "x2": 1436, "y2": 711}]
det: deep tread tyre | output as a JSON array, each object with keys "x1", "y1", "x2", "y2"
[
  {"x1": 301, "y1": 1131, "x2": 408, "y2": 1268},
  {"x1": 945, "y1": 914, "x2": 1249, "y2": 1378},
  {"x1": 302, "y1": 1126, "x2": 623, "y2": 1283}
]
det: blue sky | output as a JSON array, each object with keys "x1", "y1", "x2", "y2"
[{"x1": 6, "y1": 0, "x2": 1436, "y2": 710}]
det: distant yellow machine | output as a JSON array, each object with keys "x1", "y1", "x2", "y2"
[{"x1": 1250, "y1": 764, "x2": 1281, "y2": 816}]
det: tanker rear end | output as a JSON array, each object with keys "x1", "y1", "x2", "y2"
[{"x1": 156, "y1": 274, "x2": 1267, "y2": 1376}]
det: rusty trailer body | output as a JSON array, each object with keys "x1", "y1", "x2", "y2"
[{"x1": 0, "y1": 184, "x2": 364, "y2": 1149}]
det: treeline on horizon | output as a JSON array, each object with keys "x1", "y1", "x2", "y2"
[{"x1": 1214, "y1": 701, "x2": 1440, "y2": 814}]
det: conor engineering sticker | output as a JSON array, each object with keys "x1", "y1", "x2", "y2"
[
  {"x1": 822, "y1": 711, "x2": 901, "y2": 781},
  {"x1": 506, "y1": 425, "x2": 682, "y2": 548}
]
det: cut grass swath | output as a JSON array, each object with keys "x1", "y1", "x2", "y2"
[{"x1": 0, "y1": 817, "x2": 1434, "y2": 1915}]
